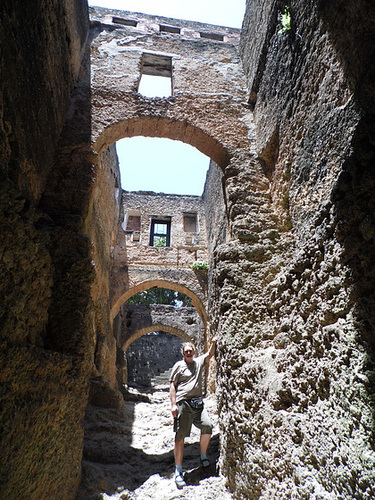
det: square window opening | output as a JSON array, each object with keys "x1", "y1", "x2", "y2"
[
  {"x1": 183, "y1": 213, "x2": 198, "y2": 233},
  {"x1": 160, "y1": 24, "x2": 181, "y2": 34},
  {"x1": 138, "y1": 53, "x2": 173, "y2": 97},
  {"x1": 150, "y1": 219, "x2": 171, "y2": 247},
  {"x1": 199, "y1": 32, "x2": 224, "y2": 41},
  {"x1": 123, "y1": 210, "x2": 141, "y2": 232}
]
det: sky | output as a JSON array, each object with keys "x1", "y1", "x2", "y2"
[{"x1": 88, "y1": 0, "x2": 246, "y2": 196}]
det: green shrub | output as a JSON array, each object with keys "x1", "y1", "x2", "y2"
[
  {"x1": 279, "y1": 6, "x2": 291, "y2": 34},
  {"x1": 191, "y1": 260, "x2": 209, "y2": 271}
]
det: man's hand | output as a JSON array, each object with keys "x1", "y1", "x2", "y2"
[
  {"x1": 207, "y1": 336, "x2": 218, "y2": 359},
  {"x1": 171, "y1": 404, "x2": 178, "y2": 418}
]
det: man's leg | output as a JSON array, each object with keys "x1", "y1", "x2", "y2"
[
  {"x1": 174, "y1": 438, "x2": 186, "y2": 488},
  {"x1": 195, "y1": 408, "x2": 213, "y2": 467},
  {"x1": 174, "y1": 437, "x2": 185, "y2": 466},
  {"x1": 200, "y1": 433, "x2": 211, "y2": 455},
  {"x1": 174, "y1": 403, "x2": 192, "y2": 488}
]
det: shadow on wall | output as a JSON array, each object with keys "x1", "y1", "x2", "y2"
[
  {"x1": 320, "y1": 0, "x2": 375, "y2": 438},
  {"x1": 126, "y1": 332, "x2": 184, "y2": 388}
]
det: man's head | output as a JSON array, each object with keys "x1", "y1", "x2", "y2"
[{"x1": 181, "y1": 342, "x2": 195, "y2": 364}]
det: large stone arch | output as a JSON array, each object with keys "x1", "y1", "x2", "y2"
[
  {"x1": 93, "y1": 116, "x2": 231, "y2": 170},
  {"x1": 110, "y1": 278, "x2": 208, "y2": 329}
]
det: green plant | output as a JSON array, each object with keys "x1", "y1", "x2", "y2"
[
  {"x1": 278, "y1": 6, "x2": 291, "y2": 34},
  {"x1": 191, "y1": 260, "x2": 209, "y2": 271}
]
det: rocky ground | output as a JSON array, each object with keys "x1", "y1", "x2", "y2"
[{"x1": 76, "y1": 383, "x2": 233, "y2": 500}]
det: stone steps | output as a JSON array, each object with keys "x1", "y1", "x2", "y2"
[{"x1": 151, "y1": 368, "x2": 172, "y2": 388}]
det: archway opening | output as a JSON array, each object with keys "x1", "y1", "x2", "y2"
[
  {"x1": 94, "y1": 117, "x2": 231, "y2": 169},
  {"x1": 111, "y1": 280, "x2": 208, "y2": 326},
  {"x1": 116, "y1": 287, "x2": 203, "y2": 389},
  {"x1": 116, "y1": 137, "x2": 210, "y2": 196}
]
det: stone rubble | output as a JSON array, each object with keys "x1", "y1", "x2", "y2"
[{"x1": 77, "y1": 387, "x2": 233, "y2": 500}]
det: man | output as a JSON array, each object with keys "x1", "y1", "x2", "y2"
[{"x1": 169, "y1": 338, "x2": 217, "y2": 489}]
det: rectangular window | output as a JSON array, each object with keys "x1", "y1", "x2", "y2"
[
  {"x1": 160, "y1": 24, "x2": 181, "y2": 34},
  {"x1": 150, "y1": 219, "x2": 171, "y2": 247},
  {"x1": 113, "y1": 17, "x2": 138, "y2": 27},
  {"x1": 138, "y1": 53, "x2": 173, "y2": 97},
  {"x1": 183, "y1": 213, "x2": 198, "y2": 233},
  {"x1": 199, "y1": 32, "x2": 224, "y2": 41},
  {"x1": 126, "y1": 215, "x2": 141, "y2": 232}
]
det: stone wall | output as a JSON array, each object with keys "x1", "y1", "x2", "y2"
[
  {"x1": 118, "y1": 191, "x2": 209, "y2": 269},
  {"x1": 0, "y1": 1, "x2": 94, "y2": 499},
  {"x1": 213, "y1": 1, "x2": 375, "y2": 499},
  {"x1": 126, "y1": 332, "x2": 185, "y2": 388},
  {"x1": 119, "y1": 304, "x2": 204, "y2": 351}
]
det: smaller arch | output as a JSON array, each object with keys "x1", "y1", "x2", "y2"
[
  {"x1": 122, "y1": 324, "x2": 192, "y2": 352},
  {"x1": 110, "y1": 279, "x2": 208, "y2": 327}
]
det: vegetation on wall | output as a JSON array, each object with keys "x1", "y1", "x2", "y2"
[
  {"x1": 191, "y1": 260, "x2": 209, "y2": 272},
  {"x1": 278, "y1": 5, "x2": 291, "y2": 34}
]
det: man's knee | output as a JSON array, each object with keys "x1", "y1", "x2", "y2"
[{"x1": 201, "y1": 424, "x2": 213, "y2": 435}]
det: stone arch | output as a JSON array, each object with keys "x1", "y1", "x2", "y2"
[
  {"x1": 122, "y1": 324, "x2": 191, "y2": 352},
  {"x1": 93, "y1": 116, "x2": 231, "y2": 170},
  {"x1": 110, "y1": 278, "x2": 208, "y2": 328}
]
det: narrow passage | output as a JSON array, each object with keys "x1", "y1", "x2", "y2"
[{"x1": 77, "y1": 380, "x2": 233, "y2": 499}]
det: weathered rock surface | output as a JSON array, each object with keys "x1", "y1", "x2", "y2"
[{"x1": 211, "y1": 1, "x2": 375, "y2": 499}]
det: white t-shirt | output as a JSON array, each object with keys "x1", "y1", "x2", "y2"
[{"x1": 169, "y1": 354, "x2": 207, "y2": 403}]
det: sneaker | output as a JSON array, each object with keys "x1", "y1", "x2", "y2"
[
  {"x1": 200, "y1": 457, "x2": 211, "y2": 468},
  {"x1": 175, "y1": 472, "x2": 186, "y2": 489}
]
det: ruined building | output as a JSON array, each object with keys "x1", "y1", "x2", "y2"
[{"x1": 1, "y1": 0, "x2": 375, "y2": 499}]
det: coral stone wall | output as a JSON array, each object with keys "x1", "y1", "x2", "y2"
[
  {"x1": 0, "y1": 1, "x2": 94, "y2": 499},
  {"x1": 214, "y1": 1, "x2": 375, "y2": 499},
  {"x1": 85, "y1": 144, "x2": 121, "y2": 388}
]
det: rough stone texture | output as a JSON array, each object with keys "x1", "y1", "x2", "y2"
[
  {"x1": 212, "y1": 1, "x2": 375, "y2": 499},
  {"x1": 0, "y1": 1, "x2": 94, "y2": 499},
  {"x1": 0, "y1": 0, "x2": 89, "y2": 203},
  {"x1": 86, "y1": 143, "x2": 121, "y2": 388},
  {"x1": 203, "y1": 160, "x2": 228, "y2": 256}
]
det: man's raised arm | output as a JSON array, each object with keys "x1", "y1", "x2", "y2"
[{"x1": 205, "y1": 337, "x2": 217, "y2": 361}]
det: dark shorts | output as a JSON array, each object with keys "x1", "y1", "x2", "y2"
[{"x1": 174, "y1": 400, "x2": 213, "y2": 439}]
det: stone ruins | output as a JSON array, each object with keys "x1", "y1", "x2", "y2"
[{"x1": 1, "y1": 1, "x2": 375, "y2": 499}]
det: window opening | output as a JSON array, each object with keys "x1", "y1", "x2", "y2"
[
  {"x1": 126, "y1": 215, "x2": 141, "y2": 232},
  {"x1": 112, "y1": 17, "x2": 138, "y2": 27},
  {"x1": 122, "y1": 210, "x2": 141, "y2": 242},
  {"x1": 150, "y1": 218, "x2": 171, "y2": 247},
  {"x1": 138, "y1": 53, "x2": 172, "y2": 97},
  {"x1": 183, "y1": 213, "x2": 198, "y2": 233},
  {"x1": 123, "y1": 210, "x2": 141, "y2": 231},
  {"x1": 160, "y1": 24, "x2": 181, "y2": 34},
  {"x1": 199, "y1": 32, "x2": 224, "y2": 41}
]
